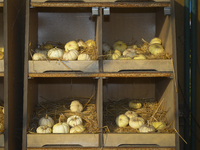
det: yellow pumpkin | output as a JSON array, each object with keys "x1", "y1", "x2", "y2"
[
  {"x1": 113, "y1": 40, "x2": 127, "y2": 53},
  {"x1": 149, "y1": 44, "x2": 164, "y2": 55},
  {"x1": 150, "y1": 37, "x2": 162, "y2": 45}
]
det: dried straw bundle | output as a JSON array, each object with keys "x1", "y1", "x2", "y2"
[
  {"x1": 28, "y1": 97, "x2": 98, "y2": 134},
  {"x1": 79, "y1": 45, "x2": 98, "y2": 60}
]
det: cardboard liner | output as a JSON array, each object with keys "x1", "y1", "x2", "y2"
[
  {"x1": 27, "y1": 134, "x2": 99, "y2": 147},
  {"x1": 103, "y1": 59, "x2": 173, "y2": 72},
  {"x1": 28, "y1": 60, "x2": 99, "y2": 73},
  {"x1": 103, "y1": 133, "x2": 175, "y2": 147}
]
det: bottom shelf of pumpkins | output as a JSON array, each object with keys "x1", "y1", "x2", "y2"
[
  {"x1": 27, "y1": 99, "x2": 99, "y2": 148},
  {"x1": 102, "y1": 98, "x2": 176, "y2": 147}
]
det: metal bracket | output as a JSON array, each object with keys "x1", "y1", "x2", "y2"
[
  {"x1": 164, "y1": 7, "x2": 171, "y2": 15},
  {"x1": 103, "y1": 7, "x2": 110, "y2": 16},
  {"x1": 92, "y1": 7, "x2": 99, "y2": 16}
]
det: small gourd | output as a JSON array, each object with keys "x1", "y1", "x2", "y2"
[
  {"x1": 116, "y1": 114, "x2": 129, "y2": 127},
  {"x1": 125, "y1": 111, "x2": 138, "y2": 119},
  {"x1": 150, "y1": 37, "x2": 162, "y2": 45},
  {"x1": 123, "y1": 48, "x2": 136, "y2": 58},
  {"x1": 0, "y1": 52, "x2": 3, "y2": 60},
  {"x1": 35, "y1": 48, "x2": 48, "y2": 56},
  {"x1": 70, "y1": 125, "x2": 85, "y2": 133},
  {"x1": 85, "y1": 39, "x2": 96, "y2": 48},
  {"x1": 63, "y1": 49, "x2": 79, "y2": 60},
  {"x1": 32, "y1": 53, "x2": 47, "y2": 61},
  {"x1": 70, "y1": 100, "x2": 83, "y2": 112},
  {"x1": 38, "y1": 114, "x2": 54, "y2": 128},
  {"x1": 43, "y1": 43, "x2": 54, "y2": 50},
  {"x1": 139, "y1": 124, "x2": 155, "y2": 133},
  {"x1": 149, "y1": 44, "x2": 164, "y2": 55},
  {"x1": 129, "y1": 117, "x2": 145, "y2": 129},
  {"x1": 65, "y1": 41, "x2": 79, "y2": 51},
  {"x1": 78, "y1": 54, "x2": 91, "y2": 60},
  {"x1": 67, "y1": 115, "x2": 82, "y2": 127},
  {"x1": 48, "y1": 47, "x2": 63, "y2": 59},
  {"x1": 113, "y1": 40, "x2": 127, "y2": 53},
  {"x1": 77, "y1": 39, "x2": 87, "y2": 49},
  {"x1": 111, "y1": 50, "x2": 121, "y2": 60},
  {"x1": 102, "y1": 42, "x2": 111, "y2": 53},
  {"x1": 150, "y1": 121, "x2": 166, "y2": 130},
  {"x1": 0, "y1": 123, "x2": 4, "y2": 133},
  {"x1": 118, "y1": 56, "x2": 132, "y2": 60},
  {"x1": 53, "y1": 117, "x2": 70, "y2": 133},
  {"x1": 129, "y1": 101, "x2": 142, "y2": 109},
  {"x1": 36, "y1": 125, "x2": 52, "y2": 133},
  {"x1": 133, "y1": 54, "x2": 146, "y2": 60}
]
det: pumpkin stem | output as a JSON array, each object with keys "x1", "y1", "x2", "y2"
[{"x1": 45, "y1": 114, "x2": 48, "y2": 119}]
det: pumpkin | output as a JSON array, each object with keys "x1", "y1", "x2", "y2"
[
  {"x1": 36, "y1": 125, "x2": 52, "y2": 133},
  {"x1": 125, "y1": 111, "x2": 138, "y2": 119},
  {"x1": 85, "y1": 39, "x2": 96, "y2": 48},
  {"x1": 43, "y1": 43, "x2": 54, "y2": 50},
  {"x1": 78, "y1": 54, "x2": 91, "y2": 60},
  {"x1": 113, "y1": 40, "x2": 127, "y2": 53},
  {"x1": 123, "y1": 48, "x2": 136, "y2": 58},
  {"x1": 53, "y1": 117, "x2": 70, "y2": 133},
  {"x1": 150, "y1": 121, "x2": 166, "y2": 130},
  {"x1": 0, "y1": 123, "x2": 4, "y2": 133},
  {"x1": 116, "y1": 114, "x2": 129, "y2": 127},
  {"x1": 32, "y1": 53, "x2": 47, "y2": 61},
  {"x1": 70, "y1": 125, "x2": 85, "y2": 133},
  {"x1": 129, "y1": 101, "x2": 142, "y2": 109},
  {"x1": 133, "y1": 54, "x2": 146, "y2": 60},
  {"x1": 111, "y1": 50, "x2": 121, "y2": 60},
  {"x1": 149, "y1": 44, "x2": 164, "y2": 55},
  {"x1": 48, "y1": 47, "x2": 63, "y2": 59},
  {"x1": 129, "y1": 117, "x2": 145, "y2": 129},
  {"x1": 118, "y1": 56, "x2": 132, "y2": 60},
  {"x1": 0, "y1": 52, "x2": 4, "y2": 60},
  {"x1": 150, "y1": 37, "x2": 162, "y2": 45},
  {"x1": 139, "y1": 124, "x2": 155, "y2": 133},
  {"x1": 140, "y1": 42, "x2": 149, "y2": 51},
  {"x1": 35, "y1": 48, "x2": 48, "y2": 56},
  {"x1": 38, "y1": 114, "x2": 54, "y2": 128},
  {"x1": 0, "y1": 47, "x2": 4, "y2": 52},
  {"x1": 67, "y1": 115, "x2": 82, "y2": 127},
  {"x1": 102, "y1": 42, "x2": 111, "y2": 53},
  {"x1": 77, "y1": 39, "x2": 87, "y2": 49},
  {"x1": 65, "y1": 41, "x2": 79, "y2": 51},
  {"x1": 70, "y1": 100, "x2": 83, "y2": 112},
  {"x1": 63, "y1": 49, "x2": 79, "y2": 61}
]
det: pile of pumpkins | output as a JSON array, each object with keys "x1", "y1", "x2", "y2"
[
  {"x1": 103, "y1": 37, "x2": 164, "y2": 60},
  {"x1": 115, "y1": 101, "x2": 167, "y2": 133},
  {"x1": 0, "y1": 47, "x2": 4, "y2": 60},
  {"x1": 36, "y1": 100, "x2": 85, "y2": 134},
  {"x1": 32, "y1": 39, "x2": 96, "y2": 61}
]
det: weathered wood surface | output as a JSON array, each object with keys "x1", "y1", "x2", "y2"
[
  {"x1": 27, "y1": 134, "x2": 99, "y2": 147},
  {"x1": 29, "y1": 60, "x2": 99, "y2": 73},
  {"x1": 0, "y1": 60, "x2": 3, "y2": 73},
  {"x1": 0, "y1": 134, "x2": 4, "y2": 147},
  {"x1": 27, "y1": 148, "x2": 175, "y2": 150},
  {"x1": 103, "y1": 133, "x2": 176, "y2": 147},
  {"x1": 103, "y1": 60, "x2": 173, "y2": 72}
]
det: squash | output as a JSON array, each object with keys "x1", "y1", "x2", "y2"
[
  {"x1": 63, "y1": 49, "x2": 79, "y2": 60},
  {"x1": 116, "y1": 114, "x2": 129, "y2": 127},
  {"x1": 32, "y1": 53, "x2": 47, "y2": 61},
  {"x1": 77, "y1": 54, "x2": 91, "y2": 60},
  {"x1": 47, "y1": 47, "x2": 63, "y2": 59},
  {"x1": 70, "y1": 100, "x2": 83, "y2": 112},
  {"x1": 150, "y1": 121, "x2": 166, "y2": 130},
  {"x1": 129, "y1": 117, "x2": 145, "y2": 129},
  {"x1": 129, "y1": 101, "x2": 142, "y2": 109},
  {"x1": 38, "y1": 114, "x2": 54, "y2": 128},
  {"x1": 65, "y1": 41, "x2": 79, "y2": 51},
  {"x1": 123, "y1": 48, "x2": 136, "y2": 58},
  {"x1": 149, "y1": 44, "x2": 164, "y2": 55},
  {"x1": 53, "y1": 117, "x2": 70, "y2": 133},
  {"x1": 70, "y1": 125, "x2": 85, "y2": 133},
  {"x1": 125, "y1": 111, "x2": 138, "y2": 119},
  {"x1": 67, "y1": 115, "x2": 82, "y2": 127},
  {"x1": 36, "y1": 125, "x2": 52, "y2": 133},
  {"x1": 133, "y1": 54, "x2": 146, "y2": 60},
  {"x1": 139, "y1": 124, "x2": 155, "y2": 133},
  {"x1": 113, "y1": 40, "x2": 127, "y2": 53},
  {"x1": 150, "y1": 37, "x2": 162, "y2": 45}
]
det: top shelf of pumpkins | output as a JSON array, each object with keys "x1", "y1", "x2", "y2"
[
  {"x1": 103, "y1": 37, "x2": 171, "y2": 60},
  {"x1": 31, "y1": 39, "x2": 98, "y2": 61}
]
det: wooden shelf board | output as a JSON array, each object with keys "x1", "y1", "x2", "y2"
[
  {"x1": 28, "y1": 72, "x2": 173, "y2": 78},
  {"x1": 31, "y1": 2, "x2": 170, "y2": 8}
]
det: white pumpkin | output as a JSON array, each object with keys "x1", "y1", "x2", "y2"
[
  {"x1": 77, "y1": 39, "x2": 87, "y2": 49},
  {"x1": 150, "y1": 121, "x2": 166, "y2": 130},
  {"x1": 67, "y1": 115, "x2": 82, "y2": 127},
  {"x1": 32, "y1": 53, "x2": 47, "y2": 61},
  {"x1": 48, "y1": 47, "x2": 63, "y2": 59},
  {"x1": 150, "y1": 37, "x2": 162, "y2": 45},
  {"x1": 70, "y1": 124, "x2": 85, "y2": 133},
  {"x1": 38, "y1": 114, "x2": 54, "y2": 128},
  {"x1": 113, "y1": 40, "x2": 127, "y2": 53},
  {"x1": 125, "y1": 111, "x2": 138, "y2": 119},
  {"x1": 116, "y1": 114, "x2": 129, "y2": 127},
  {"x1": 35, "y1": 48, "x2": 48, "y2": 56},
  {"x1": 70, "y1": 100, "x2": 83, "y2": 112},
  {"x1": 78, "y1": 54, "x2": 91, "y2": 61},
  {"x1": 63, "y1": 49, "x2": 79, "y2": 60},
  {"x1": 123, "y1": 48, "x2": 136, "y2": 58},
  {"x1": 129, "y1": 117, "x2": 145, "y2": 129},
  {"x1": 149, "y1": 44, "x2": 164, "y2": 55},
  {"x1": 139, "y1": 124, "x2": 155, "y2": 133},
  {"x1": 133, "y1": 54, "x2": 146, "y2": 60},
  {"x1": 118, "y1": 56, "x2": 132, "y2": 60},
  {"x1": 65, "y1": 41, "x2": 79, "y2": 51},
  {"x1": 36, "y1": 125, "x2": 52, "y2": 133},
  {"x1": 102, "y1": 42, "x2": 111, "y2": 53},
  {"x1": 53, "y1": 118, "x2": 70, "y2": 133},
  {"x1": 129, "y1": 101, "x2": 142, "y2": 109}
]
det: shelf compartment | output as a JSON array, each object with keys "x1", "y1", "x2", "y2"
[
  {"x1": 0, "y1": 78, "x2": 4, "y2": 147},
  {"x1": 28, "y1": 7, "x2": 100, "y2": 73},
  {"x1": 103, "y1": 77, "x2": 176, "y2": 147},
  {"x1": 102, "y1": 7, "x2": 174, "y2": 73},
  {"x1": 26, "y1": 77, "x2": 100, "y2": 148}
]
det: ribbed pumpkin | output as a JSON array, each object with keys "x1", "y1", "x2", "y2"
[{"x1": 63, "y1": 49, "x2": 79, "y2": 60}]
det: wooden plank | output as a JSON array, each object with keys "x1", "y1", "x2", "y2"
[
  {"x1": 0, "y1": 135, "x2": 4, "y2": 147},
  {"x1": 29, "y1": 60, "x2": 99, "y2": 73},
  {"x1": 0, "y1": 60, "x2": 4, "y2": 73},
  {"x1": 31, "y1": 2, "x2": 170, "y2": 8},
  {"x1": 28, "y1": 72, "x2": 173, "y2": 78},
  {"x1": 27, "y1": 148, "x2": 175, "y2": 150},
  {"x1": 103, "y1": 133, "x2": 176, "y2": 147},
  {"x1": 103, "y1": 60, "x2": 173, "y2": 72},
  {"x1": 27, "y1": 134, "x2": 99, "y2": 147}
]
